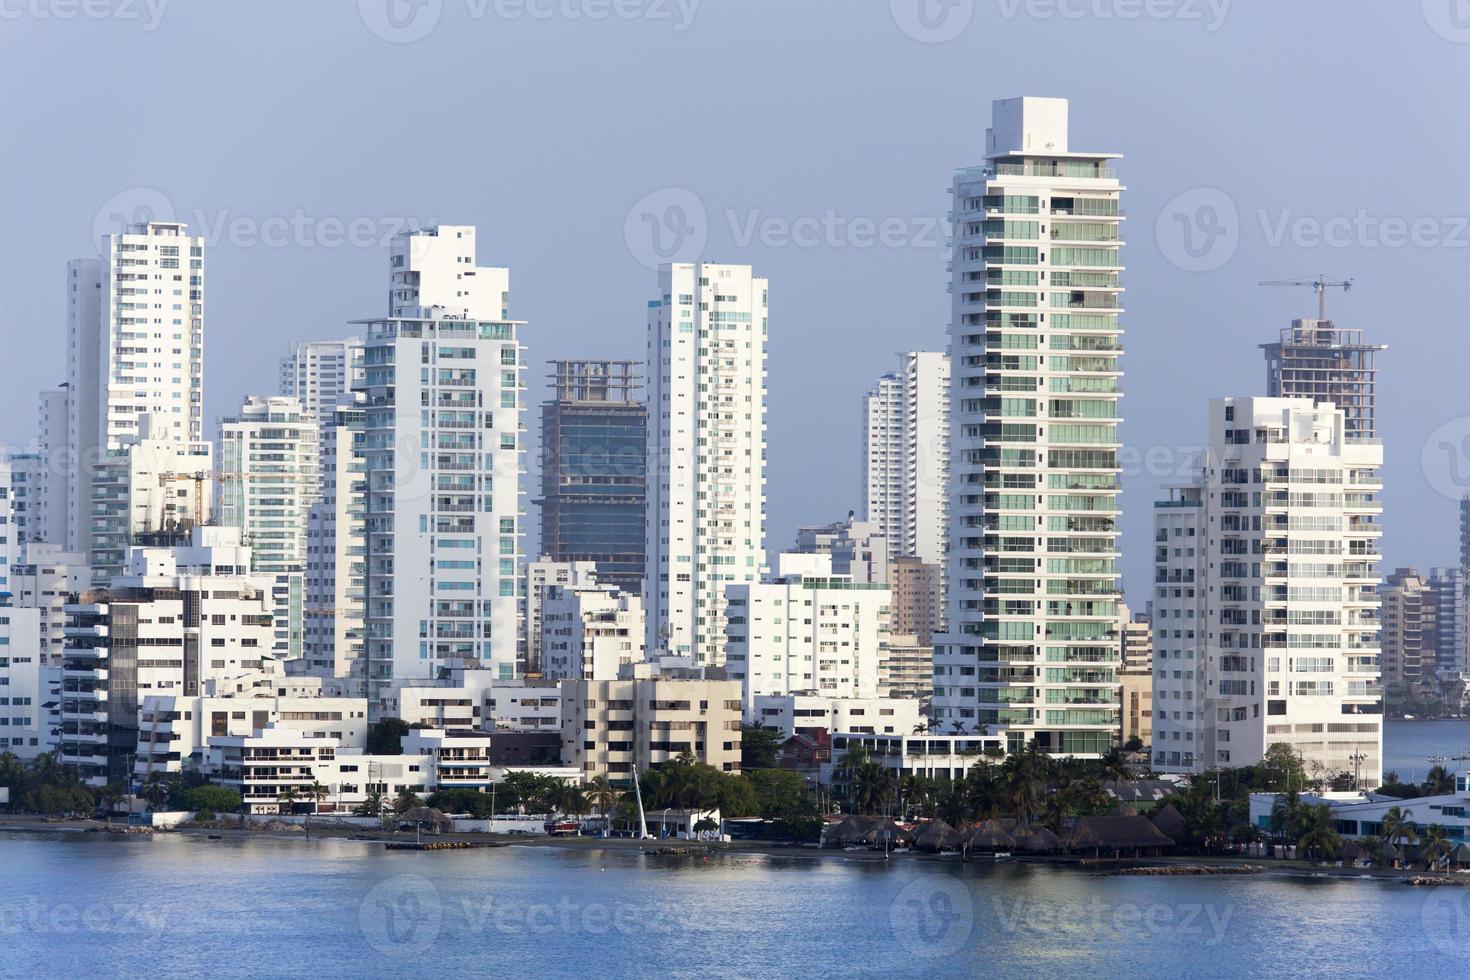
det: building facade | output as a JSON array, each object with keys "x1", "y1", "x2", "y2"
[
  {"x1": 358, "y1": 225, "x2": 524, "y2": 705},
  {"x1": 304, "y1": 397, "x2": 366, "y2": 679},
  {"x1": 862, "y1": 351, "x2": 950, "y2": 568},
  {"x1": 278, "y1": 337, "x2": 362, "y2": 428},
  {"x1": 933, "y1": 97, "x2": 1125, "y2": 756},
  {"x1": 1262, "y1": 319, "x2": 1385, "y2": 442},
  {"x1": 645, "y1": 262, "x2": 768, "y2": 665},
  {"x1": 537, "y1": 360, "x2": 647, "y2": 595},
  {"x1": 560, "y1": 677, "x2": 743, "y2": 779},
  {"x1": 541, "y1": 584, "x2": 645, "y2": 682},
  {"x1": 1152, "y1": 397, "x2": 1384, "y2": 786}
]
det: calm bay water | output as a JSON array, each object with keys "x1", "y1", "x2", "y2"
[
  {"x1": 2, "y1": 832, "x2": 1469, "y2": 978},
  {"x1": 1384, "y1": 719, "x2": 1470, "y2": 781}
]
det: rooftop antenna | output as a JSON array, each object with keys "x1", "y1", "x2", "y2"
[{"x1": 1258, "y1": 275, "x2": 1354, "y2": 322}]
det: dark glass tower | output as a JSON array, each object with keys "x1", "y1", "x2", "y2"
[{"x1": 537, "y1": 360, "x2": 647, "y2": 594}]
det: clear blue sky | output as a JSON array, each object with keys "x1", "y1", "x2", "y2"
[{"x1": 2, "y1": 0, "x2": 1466, "y2": 601}]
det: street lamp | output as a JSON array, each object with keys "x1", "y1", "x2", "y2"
[{"x1": 1349, "y1": 752, "x2": 1366, "y2": 791}]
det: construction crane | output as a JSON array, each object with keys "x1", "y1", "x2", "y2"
[{"x1": 1258, "y1": 275, "x2": 1354, "y2": 321}]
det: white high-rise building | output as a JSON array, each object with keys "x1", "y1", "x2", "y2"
[
  {"x1": 305, "y1": 396, "x2": 366, "y2": 679},
  {"x1": 645, "y1": 262, "x2": 768, "y2": 665},
  {"x1": 89, "y1": 414, "x2": 213, "y2": 583},
  {"x1": 3, "y1": 451, "x2": 43, "y2": 548},
  {"x1": 523, "y1": 558, "x2": 597, "y2": 675},
  {"x1": 541, "y1": 583, "x2": 645, "y2": 682},
  {"x1": 863, "y1": 351, "x2": 950, "y2": 568},
  {"x1": 218, "y1": 395, "x2": 321, "y2": 661},
  {"x1": 1153, "y1": 397, "x2": 1384, "y2": 787},
  {"x1": 59, "y1": 525, "x2": 277, "y2": 785},
  {"x1": 67, "y1": 221, "x2": 205, "y2": 554},
  {"x1": 933, "y1": 97, "x2": 1125, "y2": 757},
  {"x1": 357, "y1": 225, "x2": 524, "y2": 707},
  {"x1": 279, "y1": 337, "x2": 363, "y2": 427},
  {"x1": 724, "y1": 553, "x2": 890, "y2": 713},
  {"x1": 36, "y1": 386, "x2": 71, "y2": 546},
  {"x1": 0, "y1": 462, "x2": 49, "y2": 759}
]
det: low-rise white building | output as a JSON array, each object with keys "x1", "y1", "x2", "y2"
[
  {"x1": 724, "y1": 554, "x2": 890, "y2": 711},
  {"x1": 542, "y1": 584, "x2": 644, "y2": 681},
  {"x1": 486, "y1": 678, "x2": 562, "y2": 732},
  {"x1": 749, "y1": 695, "x2": 923, "y2": 739},
  {"x1": 823, "y1": 731, "x2": 1004, "y2": 785}
]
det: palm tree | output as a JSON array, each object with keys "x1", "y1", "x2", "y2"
[
  {"x1": 1269, "y1": 789, "x2": 1303, "y2": 843},
  {"x1": 1359, "y1": 834, "x2": 1388, "y2": 868},
  {"x1": 1098, "y1": 747, "x2": 1132, "y2": 783},
  {"x1": 1423, "y1": 765, "x2": 1455, "y2": 797},
  {"x1": 1420, "y1": 824, "x2": 1451, "y2": 870},
  {"x1": 852, "y1": 760, "x2": 896, "y2": 815},
  {"x1": 139, "y1": 772, "x2": 170, "y2": 811},
  {"x1": 586, "y1": 775, "x2": 622, "y2": 818},
  {"x1": 1380, "y1": 806, "x2": 1418, "y2": 868},
  {"x1": 1295, "y1": 804, "x2": 1341, "y2": 864},
  {"x1": 278, "y1": 786, "x2": 300, "y2": 816},
  {"x1": 307, "y1": 781, "x2": 329, "y2": 814},
  {"x1": 1000, "y1": 743, "x2": 1046, "y2": 825}
]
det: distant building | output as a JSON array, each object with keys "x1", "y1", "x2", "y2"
[
  {"x1": 1118, "y1": 605, "x2": 1153, "y2": 748},
  {"x1": 522, "y1": 559, "x2": 598, "y2": 675},
  {"x1": 541, "y1": 583, "x2": 645, "y2": 682},
  {"x1": 879, "y1": 634, "x2": 933, "y2": 701},
  {"x1": 791, "y1": 516, "x2": 889, "y2": 584},
  {"x1": 889, "y1": 555, "x2": 942, "y2": 644},
  {"x1": 862, "y1": 351, "x2": 950, "y2": 568},
  {"x1": 750, "y1": 694, "x2": 922, "y2": 739},
  {"x1": 1379, "y1": 568, "x2": 1438, "y2": 693},
  {"x1": 537, "y1": 360, "x2": 647, "y2": 595},
  {"x1": 1261, "y1": 319, "x2": 1385, "y2": 441},
  {"x1": 560, "y1": 677, "x2": 743, "y2": 779},
  {"x1": 278, "y1": 336, "x2": 362, "y2": 428}
]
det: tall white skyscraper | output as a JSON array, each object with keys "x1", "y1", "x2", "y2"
[
  {"x1": 357, "y1": 225, "x2": 524, "y2": 706},
  {"x1": 305, "y1": 396, "x2": 366, "y2": 680},
  {"x1": 645, "y1": 262, "x2": 768, "y2": 665},
  {"x1": 933, "y1": 97, "x2": 1124, "y2": 757},
  {"x1": 218, "y1": 395, "x2": 320, "y2": 658},
  {"x1": 279, "y1": 337, "x2": 363, "y2": 427},
  {"x1": 863, "y1": 351, "x2": 950, "y2": 566},
  {"x1": 67, "y1": 221, "x2": 205, "y2": 554},
  {"x1": 36, "y1": 386, "x2": 71, "y2": 546},
  {"x1": 1153, "y1": 397, "x2": 1383, "y2": 788}
]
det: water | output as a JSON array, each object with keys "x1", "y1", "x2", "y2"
[
  {"x1": 1384, "y1": 719, "x2": 1470, "y2": 781},
  {"x1": 2, "y1": 833, "x2": 1469, "y2": 978}
]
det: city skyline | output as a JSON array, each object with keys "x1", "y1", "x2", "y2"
[{"x1": 4, "y1": 4, "x2": 1468, "y2": 609}]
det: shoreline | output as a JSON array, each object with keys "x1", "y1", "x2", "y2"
[{"x1": 3, "y1": 815, "x2": 1461, "y2": 884}]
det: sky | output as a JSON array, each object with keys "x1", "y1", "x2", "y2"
[{"x1": 1, "y1": 0, "x2": 1467, "y2": 604}]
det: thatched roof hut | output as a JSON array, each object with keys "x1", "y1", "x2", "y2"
[
  {"x1": 823, "y1": 815, "x2": 871, "y2": 847},
  {"x1": 963, "y1": 819, "x2": 1016, "y2": 851},
  {"x1": 1065, "y1": 815, "x2": 1175, "y2": 855},
  {"x1": 1011, "y1": 825, "x2": 1062, "y2": 853},
  {"x1": 912, "y1": 820, "x2": 961, "y2": 852},
  {"x1": 399, "y1": 807, "x2": 453, "y2": 832},
  {"x1": 1336, "y1": 840, "x2": 1365, "y2": 862},
  {"x1": 1149, "y1": 803, "x2": 1188, "y2": 841},
  {"x1": 1450, "y1": 842, "x2": 1470, "y2": 867}
]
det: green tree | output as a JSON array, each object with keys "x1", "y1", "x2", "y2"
[
  {"x1": 366, "y1": 718, "x2": 410, "y2": 755},
  {"x1": 1423, "y1": 765, "x2": 1455, "y2": 797},
  {"x1": 278, "y1": 786, "x2": 300, "y2": 815},
  {"x1": 1421, "y1": 823, "x2": 1451, "y2": 870},
  {"x1": 393, "y1": 788, "x2": 422, "y2": 815},
  {"x1": 307, "y1": 781, "x2": 329, "y2": 813},
  {"x1": 585, "y1": 775, "x2": 623, "y2": 818},
  {"x1": 355, "y1": 789, "x2": 384, "y2": 817},
  {"x1": 740, "y1": 724, "x2": 782, "y2": 770},
  {"x1": 1260, "y1": 743, "x2": 1307, "y2": 794},
  {"x1": 1295, "y1": 804, "x2": 1341, "y2": 863},
  {"x1": 427, "y1": 788, "x2": 495, "y2": 818},
  {"x1": 1380, "y1": 806, "x2": 1418, "y2": 867},
  {"x1": 179, "y1": 785, "x2": 242, "y2": 813}
]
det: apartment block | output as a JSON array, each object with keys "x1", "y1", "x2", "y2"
[{"x1": 560, "y1": 677, "x2": 743, "y2": 778}]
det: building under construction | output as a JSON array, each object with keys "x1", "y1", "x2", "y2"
[
  {"x1": 1261, "y1": 319, "x2": 1386, "y2": 441},
  {"x1": 537, "y1": 360, "x2": 647, "y2": 595}
]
